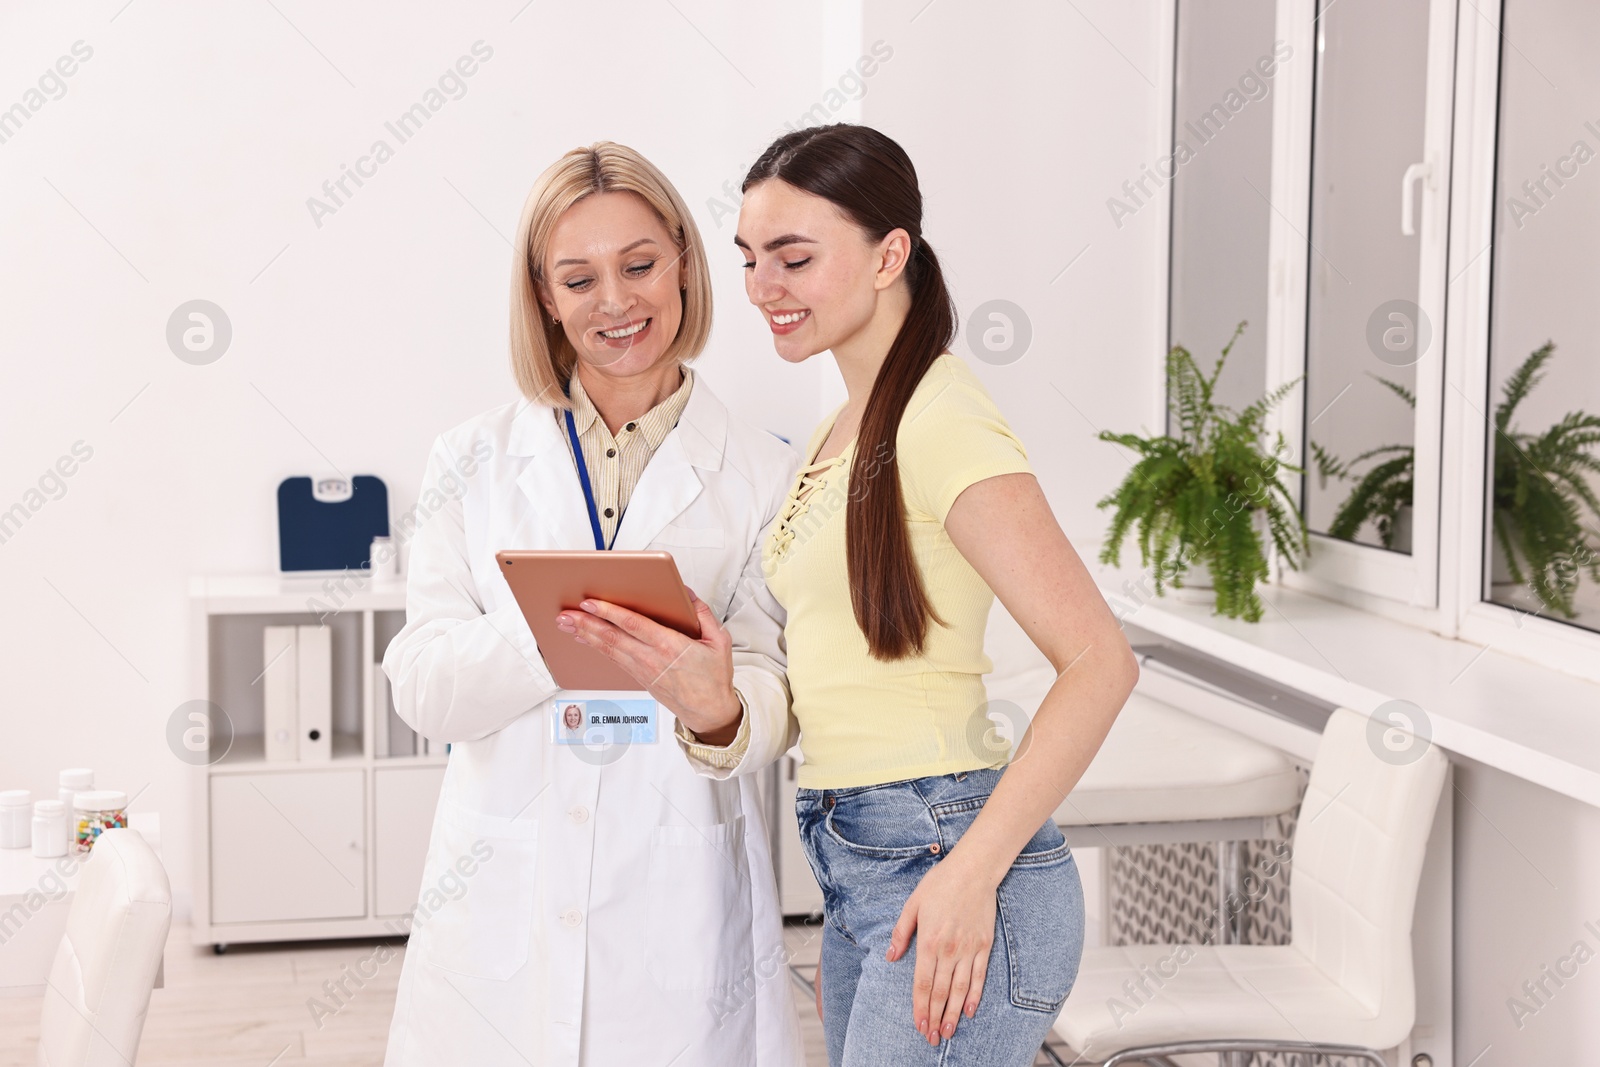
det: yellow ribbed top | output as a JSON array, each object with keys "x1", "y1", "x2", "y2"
[{"x1": 763, "y1": 354, "x2": 1033, "y2": 789}]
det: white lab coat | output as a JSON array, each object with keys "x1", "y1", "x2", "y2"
[{"x1": 381, "y1": 377, "x2": 805, "y2": 1067}]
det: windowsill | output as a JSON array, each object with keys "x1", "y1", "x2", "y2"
[{"x1": 1095, "y1": 565, "x2": 1600, "y2": 810}]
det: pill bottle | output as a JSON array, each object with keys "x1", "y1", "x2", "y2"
[{"x1": 73, "y1": 790, "x2": 129, "y2": 854}]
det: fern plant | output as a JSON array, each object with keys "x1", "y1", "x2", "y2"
[
  {"x1": 1491, "y1": 342, "x2": 1600, "y2": 617},
  {"x1": 1315, "y1": 376, "x2": 1416, "y2": 550},
  {"x1": 1097, "y1": 322, "x2": 1308, "y2": 622}
]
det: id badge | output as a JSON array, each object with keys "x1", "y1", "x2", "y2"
[{"x1": 551, "y1": 692, "x2": 659, "y2": 747}]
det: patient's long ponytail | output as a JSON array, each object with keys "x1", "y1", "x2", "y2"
[{"x1": 744, "y1": 124, "x2": 956, "y2": 660}]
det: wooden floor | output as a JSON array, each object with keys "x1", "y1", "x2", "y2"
[{"x1": 0, "y1": 920, "x2": 1083, "y2": 1065}]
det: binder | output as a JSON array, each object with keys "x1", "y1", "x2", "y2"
[
  {"x1": 262, "y1": 626, "x2": 299, "y2": 762},
  {"x1": 297, "y1": 626, "x2": 332, "y2": 761}
]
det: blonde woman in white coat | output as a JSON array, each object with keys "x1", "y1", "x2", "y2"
[{"x1": 381, "y1": 142, "x2": 804, "y2": 1067}]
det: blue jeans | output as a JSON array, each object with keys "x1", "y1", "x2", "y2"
[{"x1": 796, "y1": 767, "x2": 1085, "y2": 1067}]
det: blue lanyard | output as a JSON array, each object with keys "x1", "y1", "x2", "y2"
[{"x1": 564, "y1": 405, "x2": 611, "y2": 550}]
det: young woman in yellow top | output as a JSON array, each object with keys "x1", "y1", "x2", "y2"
[{"x1": 734, "y1": 124, "x2": 1139, "y2": 1065}]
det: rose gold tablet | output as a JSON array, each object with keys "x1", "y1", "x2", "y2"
[{"x1": 495, "y1": 549, "x2": 702, "y2": 692}]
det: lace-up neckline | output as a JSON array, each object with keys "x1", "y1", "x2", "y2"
[{"x1": 768, "y1": 444, "x2": 853, "y2": 563}]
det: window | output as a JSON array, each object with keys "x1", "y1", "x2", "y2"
[
  {"x1": 1266, "y1": 0, "x2": 1456, "y2": 607},
  {"x1": 1480, "y1": 0, "x2": 1600, "y2": 635},
  {"x1": 1300, "y1": 0, "x2": 1433, "y2": 555},
  {"x1": 1158, "y1": 0, "x2": 1600, "y2": 677}
]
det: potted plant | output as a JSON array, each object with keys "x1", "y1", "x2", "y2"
[
  {"x1": 1489, "y1": 341, "x2": 1600, "y2": 617},
  {"x1": 1097, "y1": 322, "x2": 1309, "y2": 622},
  {"x1": 1311, "y1": 376, "x2": 1416, "y2": 552}
]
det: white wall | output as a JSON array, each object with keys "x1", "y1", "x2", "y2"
[
  {"x1": 0, "y1": 0, "x2": 1171, "y2": 915},
  {"x1": 861, "y1": 0, "x2": 1169, "y2": 551},
  {"x1": 1453, "y1": 757, "x2": 1600, "y2": 1058}
]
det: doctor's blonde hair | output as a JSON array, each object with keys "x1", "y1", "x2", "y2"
[{"x1": 510, "y1": 142, "x2": 713, "y2": 407}]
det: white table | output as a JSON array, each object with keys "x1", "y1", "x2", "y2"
[
  {"x1": 1054, "y1": 684, "x2": 1305, "y2": 842},
  {"x1": 1049, "y1": 682, "x2": 1305, "y2": 945},
  {"x1": 0, "y1": 812, "x2": 161, "y2": 998}
]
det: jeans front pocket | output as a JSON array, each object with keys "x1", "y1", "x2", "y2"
[
  {"x1": 821, "y1": 784, "x2": 939, "y2": 859},
  {"x1": 996, "y1": 819, "x2": 1085, "y2": 1013}
]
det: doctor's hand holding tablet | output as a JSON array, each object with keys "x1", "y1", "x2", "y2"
[{"x1": 495, "y1": 548, "x2": 746, "y2": 747}]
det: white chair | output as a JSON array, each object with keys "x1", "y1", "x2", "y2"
[
  {"x1": 1052, "y1": 707, "x2": 1448, "y2": 1067},
  {"x1": 37, "y1": 828, "x2": 172, "y2": 1067}
]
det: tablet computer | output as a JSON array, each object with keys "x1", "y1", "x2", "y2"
[{"x1": 495, "y1": 549, "x2": 702, "y2": 691}]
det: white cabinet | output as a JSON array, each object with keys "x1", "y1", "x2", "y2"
[
  {"x1": 374, "y1": 765, "x2": 446, "y2": 917},
  {"x1": 210, "y1": 770, "x2": 366, "y2": 923},
  {"x1": 189, "y1": 574, "x2": 447, "y2": 948}
]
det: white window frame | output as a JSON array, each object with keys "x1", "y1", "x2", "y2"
[
  {"x1": 1441, "y1": 0, "x2": 1600, "y2": 683},
  {"x1": 1261, "y1": 0, "x2": 1458, "y2": 612}
]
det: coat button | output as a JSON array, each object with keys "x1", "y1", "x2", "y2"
[
  {"x1": 568, "y1": 806, "x2": 589, "y2": 825},
  {"x1": 561, "y1": 909, "x2": 583, "y2": 928},
  {"x1": 603, "y1": 507, "x2": 615, "y2": 518}
]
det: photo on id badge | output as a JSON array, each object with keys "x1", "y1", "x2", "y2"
[{"x1": 550, "y1": 695, "x2": 658, "y2": 747}]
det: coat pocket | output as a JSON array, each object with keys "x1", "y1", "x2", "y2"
[
  {"x1": 417, "y1": 805, "x2": 540, "y2": 981},
  {"x1": 646, "y1": 817, "x2": 752, "y2": 992}
]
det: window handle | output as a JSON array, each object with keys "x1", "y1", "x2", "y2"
[{"x1": 1401, "y1": 161, "x2": 1431, "y2": 237}]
